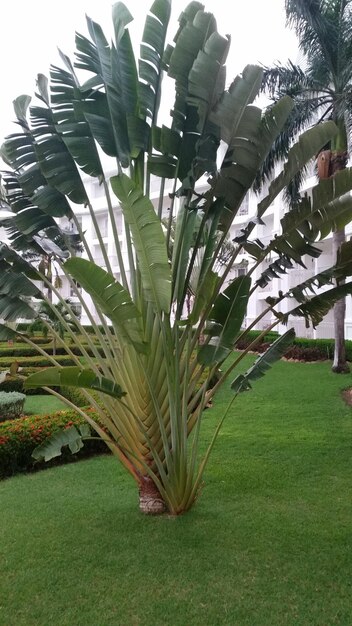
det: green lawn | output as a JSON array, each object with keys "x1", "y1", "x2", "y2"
[
  {"x1": 1, "y1": 358, "x2": 352, "y2": 625},
  {"x1": 24, "y1": 394, "x2": 67, "y2": 415}
]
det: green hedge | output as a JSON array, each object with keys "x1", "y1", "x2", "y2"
[
  {"x1": 292, "y1": 337, "x2": 352, "y2": 361},
  {"x1": 3, "y1": 337, "x2": 50, "y2": 346},
  {"x1": 0, "y1": 344, "x2": 105, "y2": 358},
  {"x1": 0, "y1": 355, "x2": 76, "y2": 368},
  {"x1": 0, "y1": 372, "x2": 89, "y2": 402},
  {"x1": 235, "y1": 330, "x2": 279, "y2": 350},
  {"x1": 16, "y1": 323, "x2": 114, "y2": 335},
  {"x1": 0, "y1": 408, "x2": 107, "y2": 479},
  {"x1": 236, "y1": 330, "x2": 352, "y2": 362}
]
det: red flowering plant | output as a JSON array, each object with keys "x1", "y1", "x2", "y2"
[{"x1": 0, "y1": 408, "x2": 106, "y2": 479}]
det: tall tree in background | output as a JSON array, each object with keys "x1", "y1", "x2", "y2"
[{"x1": 259, "y1": 0, "x2": 352, "y2": 372}]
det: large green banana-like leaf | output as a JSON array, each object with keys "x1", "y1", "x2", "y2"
[
  {"x1": 231, "y1": 329, "x2": 296, "y2": 392},
  {"x1": 257, "y1": 121, "x2": 337, "y2": 218},
  {"x1": 282, "y1": 282, "x2": 352, "y2": 328},
  {"x1": 112, "y1": 2, "x2": 133, "y2": 46},
  {"x1": 1, "y1": 94, "x2": 88, "y2": 256},
  {"x1": 171, "y1": 202, "x2": 199, "y2": 304},
  {"x1": 148, "y1": 125, "x2": 180, "y2": 178},
  {"x1": 30, "y1": 105, "x2": 88, "y2": 205},
  {"x1": 111, "y1": 174, "x2": 171, "y2": 313},
  {"x1": 253, "y1": 175, "x2": 352, "y2": 276},
  {"x1": 32, "y1": 424, "x2": 91, "y2": 462},
  {"x1": 76, "y1": 25, "x2": 129, "y2": 164},
  {"x1": 139, "y1": 0, "x2": 171, "y2": 120},
  {"x1": 166, "y1": 3, "x2": 215, "y2": 110},
  {"x1": 198, "y1": 275, "x2": 251, "y2": 365},
  {"x1": 210, "y1": 94, "x2": 294, "y2": 228},
  {"x1": 76, "y1": 9, "x2": 147, "y2": 165},
  {"x1": 0, "y1": 295, "x2": 36, "y2": 322},
  {"x1": 24, "y1": 366, "x2": 126, "y2": 399},
  {"x1": 113, "y1": 28, "x2": 149, "y2": 157},
  {"x1": 188, "y1": 31, "x2": 230, "y2": 128},
  {"x1": 0, "y1": 242, "x2": 39, "y2": 280},
  {"x1": 0, "y1": 268, "x2": 42, "y2": 299},
  {"x1": 12, "y1": 94, "x2": 31, "y2": 128},
  {"x1": 2, "y1": 139, "x2": 74, "y2": 224},
  {"x1": 50, "y1": 57, "x2": 104, "y2": 179},
  {"x1": 264, "y1": 243, "x2": 352, "y2": 305},
  {"x1": 175, "y1": 29, "x2": 230, "y2": 184},
  {"x1": 64, "y1": 258, "x2": 146, "y2": 351},
  {"x1": 210, "y1": 65, "x2": 263, "y2": 145},
  {"x1": 0, "y1": 324, "x2": 21, "y2": 341},
  {"x1": 165, "y1": 5, "x2": 218, "y2": 181}
]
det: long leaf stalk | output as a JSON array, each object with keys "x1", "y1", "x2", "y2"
[
  {"x1": 56, "y1": 264, "x2": 125, "y2": 379},
  {"x1": 171, "y1": 195, "x2": 192, "y2": 301},
  {"x1": 235, "y1": 303, "x2": 282, "y2": 346},
  {"x1": 50, "y1": 263, "x2": 121, "y2": 374},
  {"x1": 85, "y1": 199, "x2": 113, "y2": 273},
  {"x1": 70, "y1": 213, "x2": 96, "y2": 265},
  {"x1": 185, "y1": 392, "x2": 239, "y2": 510},
  {"x1": 166, "y1": 177, "x2": 179, "y2": 251},
  {"x1": 134, "y1": 351, "x2": 175, "y2": 479},
  {"x1": 178, "y1": 207, "x2": 210, "y2": 316},
  {"x1": 188, "y1": 243, "x2": 244, "y2": 354},
  {"x1": 102, "y1": 178, "x2": 128, "y2": 288},
  {"x1": 33, "y1": 268, "x2": 100, "y2": 365}
]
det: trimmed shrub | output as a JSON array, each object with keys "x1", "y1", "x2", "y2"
[
  {"x1": 235, "y1": 331, "x2": 352, "y2": 362},
  {"x1": 0, "y1": 344, "x2": 102, "y2": 358},
  {"x1": 0, "y1": 355, "x2": 76, "y2": 368},
  {"x1": 0, "y1": 377, "x2": 26, "y2": 394},
  {"x1": 284, "y1": 345, "x2": 325, "y2": 362},
  {"x1": 0, "y1": 368, "x2": 47, "y2": 396},
  {"x1": 60, "y1": 386, "x2": 89, "y2": 408},
  {"x1": 0, "y1": 408, "x2": 107, "y2": 479},
  {"x1": 235, "y1": 330, "x2": 279, "y2": 351},
  {"x1": 16, "y1": 323, "x2": 114, "y2": 335},
  {"x1": 0, "y1": 392, "x2": 26, "y2": 422},
  {"x1": 0, "y1": 341, "x2": 107, "y2": 359}
]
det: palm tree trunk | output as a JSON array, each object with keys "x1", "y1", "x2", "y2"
[
  {"x1": 332, "y1": 228, "x2": 349, "y2": 372},
  {"x1": 330, "y1": 150, "x2": 350, "y2": 373},
  {"x1": 138, "y1": 476, "x2": 166, "y2": 515}
]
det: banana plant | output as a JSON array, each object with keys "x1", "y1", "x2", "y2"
[{"x1": 1, "y1": 0, "x2": 352, "y2": 515}]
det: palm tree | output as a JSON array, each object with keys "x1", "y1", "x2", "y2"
[
  {"x1": 258, "y1": 0, "x2": 352, "y2": 372},
  {"x1": 1, "y1": 1, "x2": 352, "y2": 515}
]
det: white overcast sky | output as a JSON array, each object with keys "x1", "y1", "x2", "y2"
[{"x1": 0, "y1": 0, "x2": 298, "y2": 141}]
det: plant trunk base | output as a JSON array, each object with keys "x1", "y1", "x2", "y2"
[
  {"x1": 331, "y1": 363, "x2": 350, "y2": 374},
  {"x1": 139, "y1": 476, "x2": 166, "y2": 515}
]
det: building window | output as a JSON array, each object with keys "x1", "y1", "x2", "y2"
[
  {"x1": 233, "y1": 262, "x2": 248, "y2": 278},
  {"x1": 236, "y1": 267, "x2": 247, "y2": 277},
  {"x1": 93, "y1": 243, "x2": 108, "y2": 265},
  {"x1": 95, "y1": 215, "x2": 108, "y2": 238}
]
